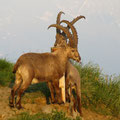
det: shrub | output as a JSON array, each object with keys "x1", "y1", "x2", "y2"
[
  {"x1": 74, "y1": 62, "x2": 120, "y2": 116},
  {"x1": 0, "y1": 59, "x2": 14, "y2": 86}
]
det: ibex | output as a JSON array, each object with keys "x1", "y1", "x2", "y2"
[
  {"x1": 50, "y1": 11, "x2": 85, "y2": 116},
  {"x1": 9, "y1": 23, "x2": 81, "y2": 110}
]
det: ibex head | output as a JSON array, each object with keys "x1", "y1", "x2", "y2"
[
  {"x1": 48, "y1": 23, "x2": 81, "y2": 62},
  {"x1": 66, "y1": 47, "x2": 81, "y2": 62},
  {"x1": 48, "y1": 11, "x2": 85, "y2": 63},
  {"x1": 51, "y1": 45, "x2": 81, "y2": 62},
  {"x1": 48, "y1": 17, "x2": 82, "y2": 62},
  {"x1": 51, "y1": 11, "x2": 85, "y2": 63}
]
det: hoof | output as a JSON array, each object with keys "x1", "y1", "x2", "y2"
[
  {"x1": 16, "y1": 104, "x2": 24, "y2": 110},
  {"x1": 51, "y1": 101, "x2": 56, "y2": 104},
  {"x1": 54, "y1": 97, "x2": 64, "y2": 104},
  {"x1": 9, "y1": 103, "x2": 14, "y2": 108},
  {"x1": 66, "y1": 96, "x2": 70, "y2": 103},
  {"x1": 51, "y1": 99, "x2": 56, "y2": 104},
  {"x1": 58, "y1": 101, "x2": 64, "y2": 105},
  {"x1": 17, "y1": 106, "x2": 24, "y2": 110},
  {"x1": 9, "y1": 97, "x2": 14, "y2": 108}
]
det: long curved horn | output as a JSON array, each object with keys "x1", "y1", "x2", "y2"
[
  {"x1": 71, "y1": 15, "x2": 85, "y2": 25},
  {"x1": 61, "y1": 15, "x2": 85, "y2": 41},
  {"x1": 55, "y1": 11, "x2": 65, "y2": 46},
  {"x1": 56, "y1": 11, "x2": 65, "y2": 34},
  {"x1": 60, "y1": 20, "x2": 78, "y2": 48},
  {"x1": 66, "y1": 15, "x2": 85, "y2": 30},
  {"x1": 48, "y1": 24, "x2": 74, "y2": 47},
  {"x1": 57, "y1": 11, "x2": 65, "y2": 24}
]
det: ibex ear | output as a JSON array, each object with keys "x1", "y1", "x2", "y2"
[{"x1": 51, "y1": 47, "x2": 58, "y2": 52}]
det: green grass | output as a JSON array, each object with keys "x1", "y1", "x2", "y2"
[
  {"x1": 0, "y1": 59, "x2": 14, "y2": 86},
  {"x1": 75, "y1": 62, "x2": 120, "y2": 117},
  {"x1": 9, "y1": 110, "x2": 82, "y2": 120}
]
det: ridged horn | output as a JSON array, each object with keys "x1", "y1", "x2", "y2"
[
  {"x1": 57, "y1": 11, "x2": 65, "y2": 24},
  {"x1": 71, "y1": 15, "x2": 85, "y2": 25},
  {"x1": 48, "y1": 24, "x2": 74, "y2": 47},
  {"x1": 60, "y1": 20, "x2": 78, "y2": 48},
  {"x1": 56, "y1": 11, "x2": 65, "y2": 34},
  {"x1": 61, "y1": 15, "x2": 85, "y2": 40},
  {"x1": 55, "y1": 11, "x2": 65, "y2": 46},
  {"x1": 66, "y1": 15, "x2": 85, "y2": 30}
]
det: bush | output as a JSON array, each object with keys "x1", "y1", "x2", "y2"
[
  {"x1": 74, "y1": 62, "x2": 120, "y2": 116},
  {"x1": 0, "y1": 59, "x2": 15, "y2": 86}
]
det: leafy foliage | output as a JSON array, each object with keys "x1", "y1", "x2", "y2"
[
  {"x1": 0, "y1": 59, "x2": 14, "y2": 86},
  {"x1": 75, "y1": 62, "x2": 120, "y2": 116}
]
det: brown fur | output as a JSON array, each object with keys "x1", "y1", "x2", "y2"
[
  {"x1": 9, "y1": 46, "x2": 80, "y2": 109},
  {"x1": 65, "y1": 61, "x2": 82, "y2": 116}
]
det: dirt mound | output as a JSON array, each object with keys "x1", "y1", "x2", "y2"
[{"x1": 0, "y1": 87, "x2": 118, "y2": 120}]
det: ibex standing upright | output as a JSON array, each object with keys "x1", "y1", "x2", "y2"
[
  {"x1": 9, "y1": 24, "x2": 81, "y2": 110},
  {"x1": 50, "y1": 11, "x2": 85, "y2": 116}
]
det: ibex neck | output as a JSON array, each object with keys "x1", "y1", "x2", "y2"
[{"x1": 53, "y1": 50, "x2": 68, "y2": 70}]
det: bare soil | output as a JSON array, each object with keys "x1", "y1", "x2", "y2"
[{"x1": 0, "y1": 87, "x2": 119, "y2": 120}]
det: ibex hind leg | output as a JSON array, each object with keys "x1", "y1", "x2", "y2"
[
  {"x1": 9, "y1": 72, "x2": 22, "y2": 108},
  {"x1": 15, "y1": 78, "x2": 32, "y2": 109},
  {"x1": 76, "y1": 89, "x2": 83, "y2": 117},
  {"x1": 15, "y1": 69, "x2": 34, "y2": 109}
]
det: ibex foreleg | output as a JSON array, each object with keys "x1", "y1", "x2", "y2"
[
  {"x1": 52, "y1": 80, "x2": 64, "y2": 104},
  {"x1": 47, "y1": 82, "x2": 56, "y2": 103}
]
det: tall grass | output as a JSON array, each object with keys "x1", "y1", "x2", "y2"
[
  {"x1": 0, "y1": 59, "x2": 14, "y2": 86},
  {"x1": 75, "y1": 62, "x2": 120, "y2": 117}
]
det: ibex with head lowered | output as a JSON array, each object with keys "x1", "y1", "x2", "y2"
[
  {"x1": 9, "y1": 24, "x2": 81, "y2": 109},
  {"x1": 50, "y1": 11, "x2": 85, "y2": 116}
]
